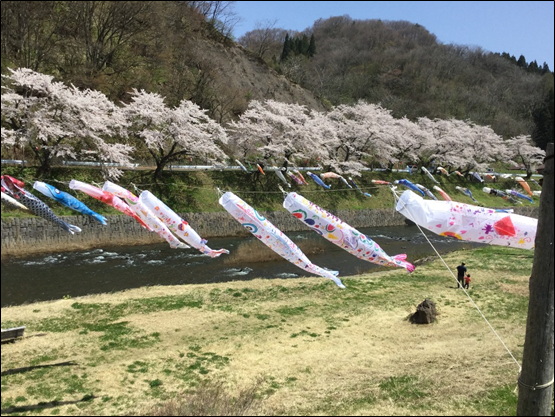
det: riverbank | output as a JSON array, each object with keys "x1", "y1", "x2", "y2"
[
  {"x1": 1, "y1": 246, "x2": 532, "y2": 416},
  {"x1": 1, "y1": 208, "x2": 409, "y2": 259}
]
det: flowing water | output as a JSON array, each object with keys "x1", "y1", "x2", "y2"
[{"x1": 1, "y1": 225, "x2": 481, "y2": 307}]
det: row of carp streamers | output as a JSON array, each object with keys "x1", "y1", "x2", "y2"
[{"x1": 1, "y1": 172, "x2": 538, "y2": 289}]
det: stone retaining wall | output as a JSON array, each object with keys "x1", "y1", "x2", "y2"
[
  {"x1": 1, "y1": 208, "x2": 406, "y2": 257},
  {"x1": 1, "y1": 206, "x2": 539, "y2": 257}
]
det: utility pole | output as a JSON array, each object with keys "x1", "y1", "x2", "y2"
[{"x1": 517, "y1": 142, "x2": 554, "y2": 416}]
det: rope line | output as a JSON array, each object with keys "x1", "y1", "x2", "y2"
[
  {"x1": 390, "y1": 186, "x2": 522, "y2": 372},
  {"x1": 518, "y1": 375, "x2": 554, "y2": 390},
  {"x1": 7, "y1": 177, "x2": 382, "y2": 195}
]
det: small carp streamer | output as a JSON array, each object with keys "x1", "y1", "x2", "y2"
[
  {"x1": 283, "y1": 192, "x2": 415, "y2": 272},
  {"x1": 415, "y1": 183, "x2": 438, "y2": 200},
  {"x1": 219, "y1": 191, "x2": 345, "y2": 288},
  {"x1": 394, "y1": 179, "x2": 425, "y2": 197},
  {"x1": 514, "y1": 176, "x2": 533, "y2": 197},
  {"x1": 320, "y1": 172, "x2": 351, "y2": 188},
  {"x1": 421, "y1": 167, "x2": 440, "y2": 184},
  {"x1": 433, "y1": 185, "x2": 452, "y2": 201},
  {"x1": 505, "y1": 189, "x2": 534, "y2": 203},
  {"x1": 455, "y1": 186, "x2": 479, "y2": 203},
  {"x1": 349, "y1": 177, "x2": 371, "y2": 197},
  {"x1": 274, "y1": 168, "x2": 291, "y2": 188},
  {"x1": 139, "y1": 190, "x2": 229, "y2": 257},
  {"x1": 307, "y1": 171, "x2": 330, "y2": 189},
  {"x1": 33, "y1": 181, "x2": 107, "y2": 225},
  {"x1": 1, "y1": 190, "x2": 31, "y2": 213},
  {"x1": 395, "y1": 190, "x2": 537, "y2": 249}
]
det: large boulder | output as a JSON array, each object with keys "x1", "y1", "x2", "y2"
[{"x1": 409, "y1": 298, "x2": 437, "y2": 324}]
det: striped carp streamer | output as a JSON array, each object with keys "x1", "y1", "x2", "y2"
[
  {"x1": 395, "y1": 190, "x2": 537, "y2": 249},
  {"x1": 283, "y1": 192, "x2": 415, "y2": 272},
  {"x1": 219, "y1": 191, "x2": 345, "y2": 288}
]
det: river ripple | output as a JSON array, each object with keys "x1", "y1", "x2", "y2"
[{"x1": 1, "y1": 225, "x2": 481, "y2": 307}]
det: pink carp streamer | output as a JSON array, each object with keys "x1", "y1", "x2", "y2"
[
  {"x1": 219, "y1": 191, "x2": 345, "y2": 288},
  {"x1": 433, "y1": 185, "x2": 452, "y2": 201},
  {"x1": 70, "y1": 180, "x2": 151, "y2": 230},
  {"x1": 395, "y1": 190, "x2": 537, "y2": 249},
  {"x1": 283, "y1": 192, "x2": 415, "y2": 272},
  {"x1": 102, "y1": 181, "x2": 188, "y2": 249},
  {"x1": 139, "y1": 190, "x2": 229, "y2": 257},
  {"x1": 320, "y1": 172, "x2": 351, "y2": 188}
]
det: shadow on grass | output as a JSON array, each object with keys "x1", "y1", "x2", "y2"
[
  {"x1": 1, "y1": 360, "x2": 77, "y2": 376},
  {"x1": 1, "y1": 394, "x2": 95, "y2": 414}
]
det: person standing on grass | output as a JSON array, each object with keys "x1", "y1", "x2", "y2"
[
  {"x1": 456, "y1": 262, "x2": 467, "y2": 289},
  {"x1": 464, "y1": 274, "x2": 471, "y2": 289}
]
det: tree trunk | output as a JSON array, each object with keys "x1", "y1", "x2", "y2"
[{"x1": 517, "y1": 142, "x2": 554, "y2": 416}]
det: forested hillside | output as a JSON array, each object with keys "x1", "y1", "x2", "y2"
[
  {"x1": 240, "y1": 15, "x2": 554, "y2": 150},
  {"x1": 1, "y1": 1, "x2": 552, "y2": 180}
]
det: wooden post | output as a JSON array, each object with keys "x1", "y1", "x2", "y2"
[{"x1": 517, "y1": 143, "x2": 554, "y2": 416}]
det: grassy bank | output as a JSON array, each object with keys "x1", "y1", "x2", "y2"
[
  {"x1": 1, "y1": 245, "x2": 540, "y2": 416},
  {"x1": 1, "y1": 166, "x2": 540, "y2": 218}
]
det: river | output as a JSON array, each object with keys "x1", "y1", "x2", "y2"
[{"x1": 1, "y1": 225, "x2": 481, "y2": 307}]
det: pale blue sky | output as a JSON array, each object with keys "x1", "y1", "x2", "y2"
[{"x1": 232, "y1": 1, "x2": 554, "y2": 70}]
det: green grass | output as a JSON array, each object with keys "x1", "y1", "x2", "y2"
[{"x1": 1, "y1": 245, "x2": 548, "y2": 416}]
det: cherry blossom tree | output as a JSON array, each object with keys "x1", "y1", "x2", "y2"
[
  {"x1": 122, "y1": 89, "x2": 228, "y2": 181},
  {"x1": 382, "y1": 115, "x2": 431, "y2": 170},
  {"x1": 1, "y1": 68, "x2": 131, "y2": 178},
  {"x1": 226, "y1": 99, "x2": 330, "y2": 168},
  {"x1": 417, "y1": 117, "x2": 510, "y2": 174},
  {"x1": 326, "y1": 101, "x2": 398, "y2": 174},
  {"x1": 506, "y1": 134, "x2": 546, "y2": 178}
]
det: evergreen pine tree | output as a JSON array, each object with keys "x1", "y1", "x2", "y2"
[
  {"x1": 300, "y1": 35, "x2": 310, "y2": 55},
  {"x1": 528, "y1": 60, "x2": 539, "y2": 74},
  {"x1": 308, "y1": 34, "x2": 316, "y2": 57},
  {"x1": 280, "y1": 34, "x2": 291, "y2": 62}
]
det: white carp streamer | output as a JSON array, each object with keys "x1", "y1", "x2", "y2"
[
  {"x1": 283, "y1": 192, "x2": 415, "y2": 272},
  {"x1": 395, "y1": 190, "x2": 537, "y2": 249},
  {"x1": 102, "y1": 181, "x2": 188, "y2": 249},
  {"x1": 219, "y1": 191, "x2": 345, "y2": 288},
  {"x1": 139, "y1": 190, "x2": 229, "y2": 257}
]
